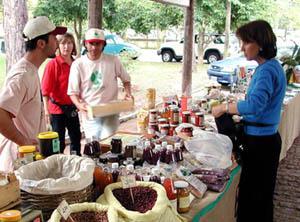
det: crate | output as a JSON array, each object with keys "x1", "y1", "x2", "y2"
[{"x1": 0, "y1": 173, "x2": 21, "y2": 210}]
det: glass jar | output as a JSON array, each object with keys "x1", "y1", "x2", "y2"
[
  {"x1": 149, "y1": 109, "x2": 158, "y2": 122},
  {"x1": 18, "y1": 145, "x2": 36, "y2": 164},
  {"x1": 0, "y1": 210, "x2": 21, "y2": 222},
  {"x1": 124, "y1": 144, "x2": 137, "y2": 159},
  {"x1": 181, "y1": 126, "x2": 193, "y2": 137},
  {"x1": 194, "y1": 112, "x2": 204, "y2": 127},
  {"x1": 111, "y1": 137, "x2": 122, "y2": 154},
  {"x1": 174, "y1": 181, "x2": 190, "y2": 213},
  {"x1": 160, "y1": 124, "x2": 170, "y2": 136},
  {"x1": 169, "y1": 124, "x2": 178, "y2": 136},
  {"x1": 181, "y1": 111, "x2": 191, "y2": 123},
  {"x1": 158, "y1": 118, "x2": 168, "y2": 130},
  {"x1": 169, "y1": 106, "x2": 179, "y2": 124},
  {"x1": 148, "y1": 122, "x2": 158, "y2": 134}
]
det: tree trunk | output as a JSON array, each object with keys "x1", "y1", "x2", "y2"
[
  {"x1": 88, "y1": 0, "x2": 103, "y2": 29},
  {"x1": 73, "y1": 18, "x2": 83, "y2": 57},
  {"x1": 223, "y1": 0, "x2": 231, "y2": 58},
  {"x1": 3, "y1": 0, "x2": 28, "y2": 73},
  {"x1": 182, "y1": 0, "x2": 195, "y2": 96},
  {"x1": 197, "y1": 23, "x2": 205, "y2": 65}
]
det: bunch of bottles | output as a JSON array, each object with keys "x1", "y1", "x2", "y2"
[{"x1": 142, "y1": 141, "x2": 183, "y2": 165}]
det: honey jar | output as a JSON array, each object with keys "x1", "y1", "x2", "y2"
[{"x1": 174, "y1": 181, "x2": 190, "y2": 213}]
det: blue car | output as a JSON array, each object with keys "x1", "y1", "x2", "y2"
[
  {"x1": 207, "y1": 55, "x2": 258, "y2": 85},
  {"x1": 82, "y1": 34, "x2": 141, "y2": 59},
  {"x1": 104, "y1": 34, "x2": 141, "y2": 59}
]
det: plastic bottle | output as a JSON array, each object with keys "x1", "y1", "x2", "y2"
[
  {"x1": 111, "y1": 162, "x2": 119, "y2": 183},
  {"x1": 143, "y1": 141, "x2": 153, "y2": 164},
  {"x1": 160, "y1": 141, "x2": 168, "y2": 163},
  {"x1": 163, "y1": 166, "x2": 177, "y2": 211},
  {"x1": 174, "y1": 142, "x2": 183, "y2": 162},
  {"x1": 165, "y1": 145, "x2": 175, "y2": 164}
]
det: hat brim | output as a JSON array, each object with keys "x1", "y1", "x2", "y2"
[
  {"x1": 51, "y1": 26, "x2": 67, "y2": 35},
  {"x1": 85, "y1": 39, "x2": 106, "y2": 44}
]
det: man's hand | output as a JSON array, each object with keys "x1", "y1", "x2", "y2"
[
  {"x1": 212, "y1": 103, "x2": 226, "y2": 118},
  {"x1": 124, "y1": 93, "x2": 134, "y2": 101}
]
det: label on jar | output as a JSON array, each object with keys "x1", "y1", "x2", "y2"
[
  {"x1": 179, "y1": 196, "x2": 190, "y2": 209},
  {"x1": 52, "y1": 138, "x2": 60, "y2": 153}
]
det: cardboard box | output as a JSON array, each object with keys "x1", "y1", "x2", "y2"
[
  {"x1": 0, "y1": 173, "x2": 20, "y2": 209},
  {"x1": 87, "y1": 99, "x2": 134, "y2": 119}
]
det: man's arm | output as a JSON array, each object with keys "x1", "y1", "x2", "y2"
[
  {"x1": 123, "y1": 81, "x2": 134, "y2": 100},
  {"x1": 42, "y1": 96, "x2": 50, "y2": 126},
  {"x1": 0, "y1": 108, "x2": 36, "y2": 145}
]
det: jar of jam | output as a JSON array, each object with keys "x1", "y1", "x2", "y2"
[
  {"x1": 174, "y1": 181, "x2": 190, "y2": 213},
  {"x1": 181, "y1": 125, "x2": 193, "y2": 137},
  {"x1": 160, "y1": 124, "x2": 170, "y2": 136},
  {"x1": 169, "y1": 124, "x2": 178, "y2": 136},
  {"x1": 111, "y1": 137, "x2": 122, "y2": 154},
  {"x1": 148, "y1": 122, "x2": 158, "y2": 134},
  {"x1": 194, "y1": 112, "x2": 204, "y2": 127},
  {"x1": 181, "y1": 111, "x2": 191, "y2": 123},
  {"x1": 124, "y1": 144, "x2": 137, "y2": 159},
  {"x1": 169, "y1": 105, "x2": 179, "y2": 124},
  {"x1": 149, "y1": 109, "x2": 158, "y2": 122},
  {"x1": 158, "y1": 118, "x2": 168, "y2": 130}
]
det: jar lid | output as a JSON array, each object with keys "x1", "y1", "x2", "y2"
[
  {"x1": 167, "y1": 144, "x2": 173, "y2": 150},
  {"x1": 112, "y1": 162, "x2": 119, "y2": 169},
  {"x1": 37, "y1": 131, "x2": 58, "y2": 139},
  {"x1": 0, "y1": 210, "x2": 21, "y2": 221},
  {"x1": 160, "y1": 124, "x2": 170, "y2": 128},
  {"x1": 18, "y1": 145, "x2": 36, "y2": 153},
  {"x1": 35, "y1": 153, "x2": 44, "y2": 161},
  {"x1": 182, "y1": 111, "x2": 190, "y2": 115},
  {"x1": 158, "y1": 118, "x2": 167, "y2": 122},
  {"x1": 111, "y1": 136, "x2": 122, "y2": 141},
  {"x1": 174, "y1": 180, "x2": 189, "y2": 188},
  {"x1": 195, "y1": 112, "x2": 204, "y2": 116},
  {"x1": 126, "y1": 164, "x2": 134, "y2": 171},
  {"x1": 149, "y1": 122, "x2": 158, "y2": 125},
  {"x1": 149, "y1": 109, "x2": 158, "y2": 112}
]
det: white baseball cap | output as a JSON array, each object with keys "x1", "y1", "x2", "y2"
[
  {"x1": 85, "y1": 28, "x2": 105, "y2": 43},
  {"x1": 23, "y1": 16, "x2": 67, "y2": 41}
]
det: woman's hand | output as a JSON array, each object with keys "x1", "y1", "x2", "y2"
[
  {"x1": 77, "y1": 102, "x2": 88, "y2": 112},
  {"x1": 124, "y1": 93, "x2": 134, "y2": 101}
]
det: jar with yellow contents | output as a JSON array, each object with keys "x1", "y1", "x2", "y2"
[
  {"x1": 18, "y1": 145, "x2": 36, "y2": 164},
  {"x1": 0, "y1": 210, "x2": 21, "y2": 222},
  {"x1": 174, "y1": 181, "x2": 190, "y2": 213}
]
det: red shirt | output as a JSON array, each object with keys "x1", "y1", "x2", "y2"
[{"x1": 41, "y1": 55, "x2": 73, "y2": 114}]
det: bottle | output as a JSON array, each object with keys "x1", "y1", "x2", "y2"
[
  {"x1": 165, "y1": 145, "x2": 175, "y2": 164},
  {"x1": 143, "y1": 141, "x2": 153, "y2": 164},
  {"x1": 174, "y1": 181, "x2": 190, "y2": 213},
  {"x1": 174, "y1": 142, "x2": 183, "y2": 162},
  {"x1": 111, "y1": 162, "x2": 119, "y2": 182},
  {"x1": 160, "y1": 141, "x2": 168, "y2": 163},
  {"x1": 152, "y1": 144, "x2": 161, "y2": 165},
  {"x1": 150, "y1": 168, "x2": 161, "y2": 184},
  {"x1": 163, "y1": 167, "x2": 177, "y2": 211}
]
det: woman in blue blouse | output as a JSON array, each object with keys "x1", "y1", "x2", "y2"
[{"x1": 212, "y1": 20, "x2": 286, "y2": 222}]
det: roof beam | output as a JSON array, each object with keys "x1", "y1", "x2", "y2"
[{"x1": 151, "y1": 0, "x2": 189, "y2": 7}]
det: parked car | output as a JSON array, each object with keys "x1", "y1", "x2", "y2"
[
  {"x1": 207, "y1": 39, "x2": 298, "y2": 85},
  {"x1": 157, "y1": 34, "x2": 239, "y2": 63},
  {"x1": 82, "y1": 34, "x2": 141, "y2": 59}
]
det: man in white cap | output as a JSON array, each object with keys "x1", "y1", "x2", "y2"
[
  {"x1": 0, "y1": 16, "x2": 67, "y2": 172},
  {"x1": 68, "y1": 28, "x2": 133, "y2": 140}
]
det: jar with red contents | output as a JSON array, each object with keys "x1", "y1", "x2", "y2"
[
  {"x1": 158, "y1": 118, "x2": 168, "y2": 130},
  {"x1": 194, "y1": 112, "x2": 204, "y2": 127},
  {"x1": 169, "y1": 124, "x2": 178, "y2": 136},
  {"x1": 149, "y1": 109, "x2": 158, "y2": 122},
  {"x1": 169, "y1": 105, "x2": 179, "y2": 124},
  {"x1": 148, "y1": 122, "x2": 158, "y2": 134},
  {"x1": 181, "y1": 125, "x2": 193, "y2": 137},
  {"x1": 160, "y1": 124, "x2": 170, "y2": 136},
  {"x1": 181, "y1": 111, "x2": 191, "y2": 123}
]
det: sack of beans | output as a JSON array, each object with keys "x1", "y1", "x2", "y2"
[
  {"x1": 49, "y1": 202, "x2": 118, "y2": 222},
  {"x1": 97, "y1": 181, "x2": 186, "y2": 222}
]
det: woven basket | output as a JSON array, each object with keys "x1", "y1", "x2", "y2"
[{"x1": 21, "y1": 183, "x2": 94, "y2": 220}]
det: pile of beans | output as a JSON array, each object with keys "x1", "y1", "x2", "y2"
[
  {"x1": 113, "y1": 186, "x2": 157, "y2": 213},
  {"x1": 60, "y1": 211, "x2": 108, "y2": 222}
]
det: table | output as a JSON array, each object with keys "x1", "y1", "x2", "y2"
[
  {"x1": 278, "y1": 92, "x2": 300, "y2": 160},
  {"x1": 100, "y1": 132, "x2": 241, "y2": 222}
]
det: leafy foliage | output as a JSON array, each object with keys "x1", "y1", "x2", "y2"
[{"x1": 281, "y1": 45, "x2": 300, "y2": 84}]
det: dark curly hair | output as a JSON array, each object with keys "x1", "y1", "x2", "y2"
[{"x1": 236, "y1": 20, "x2": 277, "y2": 59}]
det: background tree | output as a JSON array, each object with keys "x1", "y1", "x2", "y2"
[
  {"x1": 3, "y1": 0, "x2": 27, "y2": 72},
  {"x1": 34, "y1": 0, "x2": 87, "y2": 55}
]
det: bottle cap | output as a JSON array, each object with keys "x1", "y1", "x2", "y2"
[
  {"x1": 126, "y1": 164, "x2": 134, "y2": 171},
  {"x1": 167, "y1": 144, "x2": 173, "y2": 150},
  {"x1": 174, "y1": 180, "x2": 189, "y2": 188},
  {"x1": 112, "y1": 162, "x2": 119, "y2": 169},
  {"x1": 174, "y1": 143, "x2": 181, "y2": 149},
  {"x1": 161, "y1": 141, "x2": 168, "y2": 147}
]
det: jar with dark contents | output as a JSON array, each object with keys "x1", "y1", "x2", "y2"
[
  {"x1": 149, "y1": 109, "x2": 158, "y2": 122},
  {"x1": 181, "y1": 111, "x2": 191, "y2": 123},
  {"x1": 124, "y1": 144, "x2": 137, "y2": 159},
  {"x1": 143, "y1": 141, "x2": 153, "y2": 164},
  {"x1": 160, "y1": 124, "x2": 170, "y2": 136},
  {"x1": 174, "y1": 142, "x2": 183, "y2": 162},
  {"x1": 107, "y1": 153, "x2": 119, "y2": 164},
  {"x1": 180, "y1": 126, "x2": 193, "y2": 137},
  {"x1": 111, "y1": 162, "x2": 119, "y2": 182},
  {"x1": 169, "y1": 124, "x2": 178, "y2": 136},
  {"x1": 111, "y1": 137, "x2": 122, "y2": 154},
  {"x1": 164, "y1": 145, "x2": 175, "y2": 164},
  {"x1": 174, "y1": 181, "x2": 190, "y2": 213},
  {"x1": 158, "y1": 118, "x2": 168, "y2": 130},
  {"x1": 150, "y1": 168, "x2": 161, "y2": 184},
  {"x1": 160, "y1": 141, "x2": 168, "y2": 163},
  {"x1": 194, "y1": 112, "x2": 204, "y2": 127},
  {"x1": 148, "y1": 122, "x2": 158, "y2": 134},
  {"x1": 83, "y1": 141, "x2": 101, "y2": 158}
]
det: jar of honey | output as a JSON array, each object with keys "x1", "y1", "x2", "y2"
[
  {"x1": 174, "y1": 181, "x2": 190, "y2": 213},
  {"x1": 18, "y1": 145, "x2": 36, "y2": 164}
]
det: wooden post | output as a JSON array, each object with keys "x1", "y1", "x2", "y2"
[
  {"x1": 182, "y1": 0, "x2": 195, "y2": 96},
  {"x1": 88, "y1": 0, "x2": 103, "y2": 29},
  {"x1": 224, "y1": 0, "x2": 231, "y2": 58}
]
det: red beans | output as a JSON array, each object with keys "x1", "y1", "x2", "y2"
[
  {"x1": 113, "y1": 186, "x2": 157, "y2": 213},
  {"x1": 60, "y1": 211, "x2": 108, "y2": 222}
]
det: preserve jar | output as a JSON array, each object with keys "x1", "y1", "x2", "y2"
[
  {"x1": 169, "y1": 105, "x2": 179, "y2": 124},
  {"x1": 181, "y1": 125, "x2": 193, "y2": 137},
  {"x1": 124, "y1": 144, "x2": 137, "y2": 159},
  {"x1": 0, "y1": 210, "x2": 21, "y2": 222},
  {"x1": 174, "y1": 181, "x2": 190, "y2": 213},
  {"x1": 169, "y1": 124, "x2": 178, "y2": 136},
  {"x1": 158, "y1": 118, "x2": 168, "y2": 130},
  {"x1": 194, "y1": 112, "x2": 204, "y2": 127},
  {"x1": 149, "y1": 109, "x2": 158, "y2": 122},
  {"x1": 181, "y1": 111, "x2": 191, "y2": 123},
  {"x1": 148, "y1": 122, "x2": 158, "y2": 134},
  {"x1": 160, "y1": 124, "x2": 170, "y2": 136},
  {"x1": 111, "y1": 137, "x2": 122, "y2": 154}
]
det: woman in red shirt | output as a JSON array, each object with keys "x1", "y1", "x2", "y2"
[{"x1": 42, "y1": 33, "x2": 81, "y2": 155}]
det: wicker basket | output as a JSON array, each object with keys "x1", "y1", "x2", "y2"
[{"x1": 21, "y1": 183, "x2": 94, "y2": 220}]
